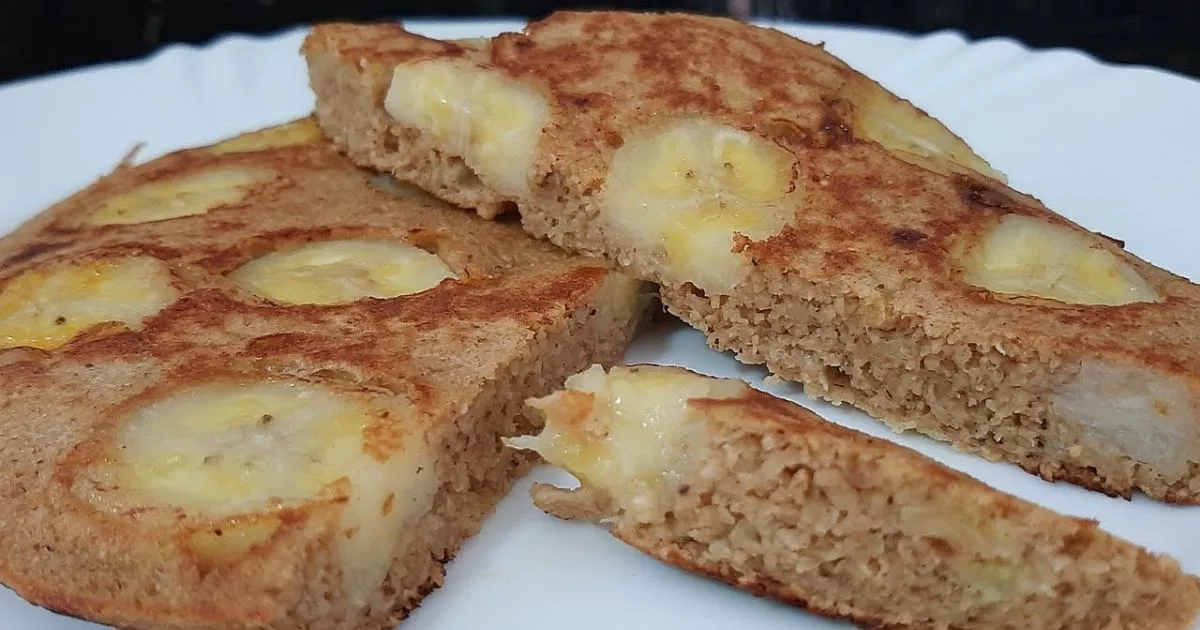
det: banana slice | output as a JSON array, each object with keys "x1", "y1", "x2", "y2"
[
  {"x1": 230, "y1": 239, "x2": 457, "y2": 305},
  {"x1": 602, "y1": 120, "x2": 797, "y2": 292},
  {"x1": 837, "y1": 75, "x2": 1005, "y2": 181},
  {"x1": 0, "y1": 257, "x2": 177, "y2": 350},
  {"x1": 186, "y1": 515, "x2": 283, "y2": 565},
  {"x1": 84, "y1": 380, "x2": 436, "y2": 605},
  {"x1": 89, "y1": 382, "x2": 373, "y2": 515},
  {"x1": 87, "y1": 167, "x2": 276, "y2": 226},
  {"x1": 962, "y1": 214, "x2": 1159, "y2": 306},
  {"x1": 508, "y1": 364, "x2": 745, "y2": 521},
  {"x1": 385, "y1": 60, "x2": 549, "y2": 195},
  {"x1": 1051, "y1": 360, "x2": 1199, "y2": 480},
  {"x1": 208, "y1": 119, "x2": 322, "y2": 154}
]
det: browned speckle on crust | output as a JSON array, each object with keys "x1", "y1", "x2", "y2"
[
  {"x1": 304, "y1": 11, "x2": 1200, "y2": 503},
  {"x1": 0, "y1": 117, "x2": 651, "y2": 629}
]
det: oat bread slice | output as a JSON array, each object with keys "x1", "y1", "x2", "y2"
[
  {"x1": 0, "y1": 119, "x2": 649, "y2": 629},
  {"x1": 510, "y1": 364, "x2": 1200, "y2": 630},
  {"x1": 303, "y1": 12, "x2": 1200, "y2": 502}
]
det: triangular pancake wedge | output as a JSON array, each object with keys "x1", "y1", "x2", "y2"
[
  {"x1": 304, "y1": 12, "x2": 1200, "y2": 503},
  {"x1": 511, "y1": 364, "x2": 1200, "y2": 630}
]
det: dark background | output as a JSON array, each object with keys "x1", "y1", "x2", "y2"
[{"x1": 0, "y1": 1, "x2": 1197, "y2": 85}]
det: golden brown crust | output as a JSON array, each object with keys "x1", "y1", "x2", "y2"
[
  {"x1": 477, "y1": 11, "x2": 1200, "y2": 378},
  {"x1": 0, "y1": 119, "x2": 649, "y2": 628},
  {"x1": 491, "y1": 12, "x2": 851, "y2": 190},
  {"x1": 304, "y1": 12, "x2": 1200, "y2": 502}
]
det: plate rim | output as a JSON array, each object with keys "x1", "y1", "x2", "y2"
[{"x1": 2, "y1": 17, "x2": 1196, "y2": 98}]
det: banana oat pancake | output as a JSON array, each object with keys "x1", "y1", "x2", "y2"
[
  {"x1": 0, "y1": 118, "x2": 649, "y2": 629},
  {"x1": 303, "y1": 12, "x2": 1200, "y2": 503}
]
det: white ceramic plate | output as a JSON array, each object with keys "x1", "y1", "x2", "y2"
[{"x1": 1, "y1": 18, "x2": 1199, "y2": 630}]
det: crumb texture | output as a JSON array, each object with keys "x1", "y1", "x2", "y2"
[{"x1": 530, "y1": 366, "x2": 1200, "y2": 630}]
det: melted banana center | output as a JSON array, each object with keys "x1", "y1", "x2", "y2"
[{"x1": 602, "y1": 120, "x2": 797, "y2": 293}]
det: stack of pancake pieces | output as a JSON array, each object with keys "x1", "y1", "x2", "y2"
[{"x1": 0, "y1": 11, "x2": 1196, "y2": 630}]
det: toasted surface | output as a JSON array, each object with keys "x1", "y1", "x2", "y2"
[
  {"x1": 303, "y1": 25, "x2": 513, "y2": 218},
  {"x1": 304, "y1": 12, "x2": 1200, "y2": 502},
  {"x1": 0, "y1": 119, "x2": 649, "y2": 629},
  {"x1": 515, "y1": 364, "x2": 1200, "y2": 630}
]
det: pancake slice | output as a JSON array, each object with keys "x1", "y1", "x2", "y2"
[
  {"x1": 0, "y1": 118, "x2": 650, "y2": 629},
  {"x1": 511, "y1": 364, "x2": 1200, "y2": 630},
  {"x1": 303, "y1": 12, "x2": 1200, "y2": 502}
]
